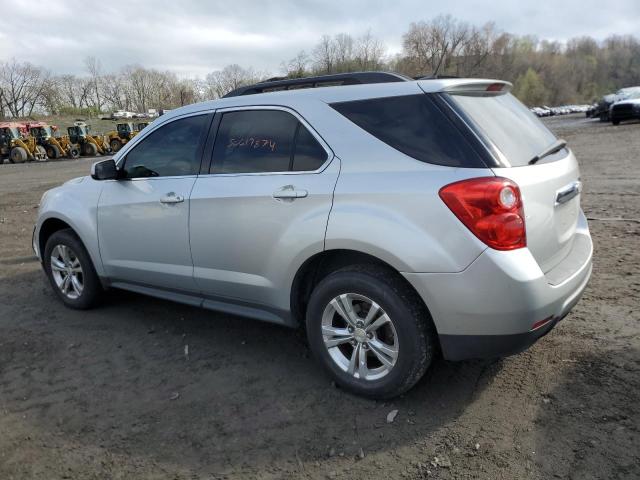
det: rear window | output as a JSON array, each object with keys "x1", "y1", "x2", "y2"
[
  {"x1": 330, "y1": 94, "x2": 486, "y2": 168},
  {"x1": 448, "y1": 93, "x2": 561, "y2": 167}
]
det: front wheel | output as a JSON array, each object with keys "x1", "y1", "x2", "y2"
[
  {"x1": 306, "y1": 265, "x2": 436, "y2": 399},
  {"x1": 43, "y1": 229, "x2": 102, "y2": 309},
  {"x1": 109, "y1": 139, "x2": 122, "y2": 152},
  {"x1": 10, "y1": 147, "x2": 27, "y2": 163}
]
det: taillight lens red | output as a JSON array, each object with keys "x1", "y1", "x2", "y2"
[{"x1": 439, "y1": 177, "x2": 526, "y2": 250}]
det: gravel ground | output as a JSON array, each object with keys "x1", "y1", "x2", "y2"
[{"x1": 0, "y1": 115, "x2": 638, "y2": 479}]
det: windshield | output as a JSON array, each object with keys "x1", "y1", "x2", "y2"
[{"x1": 448, "y1": 92, "x2": 561, "y2": 167}]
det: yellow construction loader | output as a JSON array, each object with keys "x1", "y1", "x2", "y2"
[
  {"x1": 67, "y1": 121, "x2": 111, "y2": 156},
  {"x1": 105, "y1": 122, "x2": 137, "y2": 152},
  {"x1": 0, "y1": 122, "x2": 47, "y2": 163},
  {"x1": 27, "y1": 122, "x2": 80, "y2": 159}
]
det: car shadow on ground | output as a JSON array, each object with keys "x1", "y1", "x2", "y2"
[
  {"x1": 533, "y1": 347, "x2": 640, "y2": 480},
  {"x1": 0, "y1": 269, "x2": 503, "y2": 473}
]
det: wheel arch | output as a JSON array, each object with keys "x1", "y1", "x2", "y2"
[
  {"x1": 37, "y1": 214, "x2": 105, "y2": 281},
  {"x1": 290, "y1": 249, "x2": 439, "y2": 336},
  {"x1": 39, "y1": 217, "x2": 74, "y2": 258}
]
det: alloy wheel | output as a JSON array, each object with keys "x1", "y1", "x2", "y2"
[
  {"x1": 321, "y1": 293, "x2": 399, "y2": 381},
  {"x1": 50, "y1": 244, "x2": 84, "y2": 299}
]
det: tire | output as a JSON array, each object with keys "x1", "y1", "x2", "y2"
[
  {"x1": 83, "y1": 142, "x2": 98, "y2": 157},
  {"x1": 9, "y1": 147, "x2": 27, "y2": 163},
  {"x1": 43, "y1": 229, "x2": 102, "y2": 309},
  {"x1": 305, "y1": 264, "x2": 436, "y2": 399},
  {"x1": 69, "y1": 146, "x2": 80, "y2": 159},
  {"x1": 612, "y1": 119, "x2": 620, "y2": 126},
  {"x1": 46, "y1": 144, "x2": 61, "y2": 159},
  {"x1": 110, "y1": 139, "x2": 122, "y2": 152}
]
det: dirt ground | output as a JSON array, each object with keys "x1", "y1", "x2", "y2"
[{"x1": 0, "y1": 115, "x2": 638, "y2": 480}]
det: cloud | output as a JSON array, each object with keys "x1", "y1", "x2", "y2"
[{"x1": 1, "y1": 0, "x2": 638, "y2": 77}]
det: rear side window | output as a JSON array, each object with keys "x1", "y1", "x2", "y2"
[
  {"x1": 211, "y1": 110, "x2": 328, "y2": 174},
  {"x1": 448, "y1": 93, "x2": 560, "y2": 167},
  {"x1": 330, "y1": 94, "x2": 485, "y2": 168}
]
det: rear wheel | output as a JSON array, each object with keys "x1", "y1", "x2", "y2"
[
  {"x1": 109, "y1": 139, "x2": 122, "y2": 152},
  {"x1": 9, "y1": 147, "x2": 27, "y2": 163},
  {"x1": 43, "y1": 229, "x2": 102, "y2": 309},
  {"x1": 306, "y1": 265, "x2": 436, "y2": 399},
  {"x1": 46, "y1": 144, "x2": 61, "y2": 159},
  {"x1": 612, "y1": 119, "x2": 620, "y2": 126}
]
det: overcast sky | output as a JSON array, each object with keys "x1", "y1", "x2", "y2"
[{"x1": 1, "y1": 0, "x2": 639, "y2": 78}]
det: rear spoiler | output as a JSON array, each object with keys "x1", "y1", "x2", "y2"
[{"x1": 440, "y1": 80, "x2": 513, "y2": 96}]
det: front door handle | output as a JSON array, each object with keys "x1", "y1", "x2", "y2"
[
  {"x1": 273, "y1": 186, "x2": 308, "y2": 200},
  {"x1": 160, "y1": 192, "x2": 184, "y2": 204}
]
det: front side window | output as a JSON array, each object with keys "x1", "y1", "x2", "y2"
[
  {"x1": 211, "y1": 110, "x2": 328, "y2": 174},
  {"x1": 122, "y1": 114, "x2": 208, "y2": 178}
]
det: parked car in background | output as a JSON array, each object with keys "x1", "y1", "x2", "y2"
[
  {"x1": 112, "y1": 110, "x2": 136, "y2": 119},
  {"x1": 610, "y1": 95, "x2": 640, "y2": 125},
  {"x1": 33, "y1": 73, "x2": 592, "y2": 399},
  {"x1": 592, "y1": 87, "x2": 640, "y2": 121}
]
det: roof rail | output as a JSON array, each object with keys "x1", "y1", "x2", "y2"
[
  {"x1": 415, "y1": 74, "x2": 460, "y2": 80},
  {"x1": 223, "y1": 71, "x2": 411, "y2": 98}
]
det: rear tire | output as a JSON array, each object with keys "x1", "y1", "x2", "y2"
[
  {"x1": 109, "y1": 139, "x2": 122, "y2": 152},
  {"x1": 69, "y1": 146, "x2": 80, "y2": 159},
  {"x1": 306, "y1": 264, "x2": 436, "y2": 399},
  {"x1": 9, "y1": 147, "x2": 27, "y2": 163},
  {"x1": 46, "y1": 144, "x2": 61, "y2": 159},
  {"x1": 43, "y1": 229, "x2": 102, "y2": 309}
]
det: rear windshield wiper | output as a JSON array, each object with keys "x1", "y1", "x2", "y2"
[{"x1": 529, "y1": 139, "x2": 567, "y2": 165}]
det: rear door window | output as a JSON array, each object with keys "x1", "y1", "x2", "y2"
[
  {"x1": 330, "y1": 94, "x2": 485, "y2": 168},
  {"x1": 292, "y1": 124, "x2": 327, "y2": 171},
  {"x1": 448, "y1": 92, "x2": 562, "y2": 167},
  {"x1": 211, "y1": 110, "x2": 328, "y2": 173}
]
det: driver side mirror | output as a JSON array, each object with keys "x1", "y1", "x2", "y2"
[{"x1": 91, "y1": 159, "x2": 119, "y2": 180}]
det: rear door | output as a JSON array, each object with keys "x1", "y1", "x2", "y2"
[
  {"x1": 189, "y1": 107, "x2": 339, "y2": 311},
  {"x1": 445, "y1": 91, "x2": 582, "y2": 273}
]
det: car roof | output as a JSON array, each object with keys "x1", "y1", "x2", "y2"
[{"x1": 160, "y1": 78, "x2": 510, "y2": 121}]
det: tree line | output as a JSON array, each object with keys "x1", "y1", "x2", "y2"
[{"x1": 1, "y1": 15, "x2": 639, "y2": 118}]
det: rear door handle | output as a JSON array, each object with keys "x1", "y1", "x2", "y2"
[
  {"x1": 273, "y1": 186, "x2": 308, "y2": 200},
  {"x1": 160, "y1": 192, "x2": 184, "y2": 204}
]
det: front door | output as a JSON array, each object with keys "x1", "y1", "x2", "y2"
[{"x1": 97, "y1": 113, "x2": 211, "y2": 292}]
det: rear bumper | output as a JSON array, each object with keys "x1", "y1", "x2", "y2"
[{"x1": 402, "y1": 219, "x2": 592, "y2": 361}]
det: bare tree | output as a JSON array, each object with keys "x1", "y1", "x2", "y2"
[
  {"x1": 204, "y1": 65, "x2": 260, "y2": 99},
  {"x1": 0, "y1": 59, "x2": 50, "y2": 117},
  {"x1": 84, "y1": 56, "x2": 103, "y2": 111},
  {"x1": 283, "y1": 50, "x2": 310, "y2": 78},
  {"x1": 354, "y1": 30, "x2": 386, "y2": 71},
  {"x1": 312, "y1": 35, "x2": 337, "y2": 74}
]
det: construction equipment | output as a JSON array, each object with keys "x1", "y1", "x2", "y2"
[
  {"x1": 135, "y1": 121, "x2": 149, "y2": 132},
  {"x1": 0, "y1": 122, "x2": 47, "y2": 163},
  {"x1": 27, "y1": 122, "x2": 80, "y2": 159},
  {"x1": 105, "y1": 122, "x2": 137, "y2": 152},
  {"x1": 67, "y1": 121, "x2": 111, "y2": 156}
]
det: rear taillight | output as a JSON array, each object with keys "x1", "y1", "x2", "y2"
[{"x1": 439, "y1": 177, "x2": 526, "y2": 250}]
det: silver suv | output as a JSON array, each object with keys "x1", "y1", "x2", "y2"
[{"x1": 33, "y1": 73, "x2": 592, "y2": 398}]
